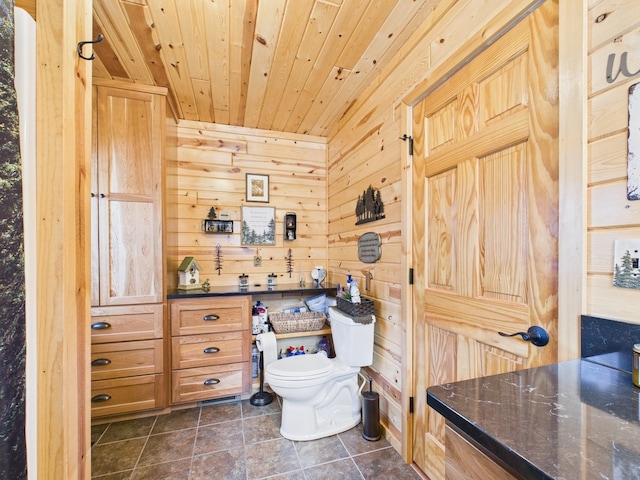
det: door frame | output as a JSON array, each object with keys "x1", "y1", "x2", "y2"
[{"x1": 399, "y1": 0, "x2": 586, "y2": 467}]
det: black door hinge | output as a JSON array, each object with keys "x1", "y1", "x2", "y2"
[
  {"x1": 400, "y1": 134, "x2": 414, "y2": 156},
  {"x1": 409, "y1": 396, "x2": 414, "y2": 413},
  {"x1": 409, "y1": 268, "x2": 414, "y2": 285}
]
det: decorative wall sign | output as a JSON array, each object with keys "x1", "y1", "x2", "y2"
[
  {"x1": 355, "y1": 185, "x2": 385, "y2": 225},
  {"x1": 241, "y1": 206, "x2": 275, "y2": 245},
  {"x1": 246, "y1": 173, "x2": 269, "y2": 202},
  {"x1": 628, "y1": 82, "x2": 640, "y2": 200},
  {"x1": 203, "y1": 219, "x2": 233, "y2": 233},
  {"x1": 613, "y1": 239, "x2": 640, "y2": 289},
  {"x1": 358, "y1": 232, "x2": 382, "y2": 263}
]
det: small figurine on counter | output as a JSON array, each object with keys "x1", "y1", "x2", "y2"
[{"x1": 201, "y1": 279, "x2": 210, "y2": 292}]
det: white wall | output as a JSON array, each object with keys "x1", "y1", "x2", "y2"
[{"x1": 14, "y1": 7, "x2": 36, "y2": 479}]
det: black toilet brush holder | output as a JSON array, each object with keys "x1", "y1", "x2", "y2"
[
  {"x1": 250, "y1": 350, "x2": 273, "y2": 406},
  {"x1": 361, "y1": 377, "x2": 381, "y2": 441}
]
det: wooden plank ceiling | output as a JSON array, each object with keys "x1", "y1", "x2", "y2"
[{"x1": 92, "y1": 0, "x2": 440, "y2": 136}]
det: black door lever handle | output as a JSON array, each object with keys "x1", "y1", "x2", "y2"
[{"x1": 498, "y1": 326, "x2": 549, "y2": 347}]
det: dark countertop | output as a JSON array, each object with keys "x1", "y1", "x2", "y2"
[
  {"x1": 167, "y1": 283, "x2": 337, "y2": 299},
  {"x1": 427, "y1": 359, "x2": 640, "y2": 479}
]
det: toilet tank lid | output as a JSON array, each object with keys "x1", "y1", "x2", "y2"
[{"x1": 268, "y1": 353, "x2": 332, "y2": 378}]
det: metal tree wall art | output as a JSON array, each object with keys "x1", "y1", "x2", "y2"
[
  {"x1": 286, "y1": 248, "x2": 293, "y2": 278},
  {"x1": 355, "y1": 185, "x2": 385, "y2": 225},
  {"x1": 215, "y1": 244, "x2": 223, "y2": 275}
]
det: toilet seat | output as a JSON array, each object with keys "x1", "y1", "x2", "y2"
[{"x1": 267, "y1": 353, "x2": 333, "y2": 381}]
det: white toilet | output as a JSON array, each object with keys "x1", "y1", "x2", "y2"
[{"x1": 265, "y1": 306, "x2": 376, "y2": 441}]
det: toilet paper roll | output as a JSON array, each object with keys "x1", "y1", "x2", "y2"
[{"x1": 255, "y1": 332, "x2": 278, "y2": 368}]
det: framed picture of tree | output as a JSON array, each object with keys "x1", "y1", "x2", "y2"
[
  {"x1": 241, "y1": 206, "x2": 276, "y2": 245},
  {"x1": 613, "y1": 239, "x2": 640, "y2": 289}
]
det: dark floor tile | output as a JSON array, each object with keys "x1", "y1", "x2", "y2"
[
  {"x1": 259, "y1": 471, "x2": 304, "y2": 480},
  {"x1": 194, "y1": 419, "x2": 244, "y2": 456},
  {"x1": 152, "y1": 409, "x2": 200, "y2": 434},
  {"x1": 190, "y1": 448, "x2": 246, "y2": 480},
  {"x1": 137, "y1": 428, "x2": 196, "y2": 467},
  {"x1": 241, "y1": 395, "x2": 281, "y2": 418},
  {"x1": 91, "y1": 437, "x2": 146, "y2": 477},
  {"x1": 199, "y1": 401, "x2": 242, "y2": 426},
  {"x1": 352, "y1": 447, "x2": 422, "y2": 480},
  {"x1": 91, "y1": 424, "x2": 109, "y2": 447},
  {"x1": 243, "y1": 413, "x2": 282, "y2": 444},
  {"x1": 303, "y1": 458, "x2": 365, "y2": 480},
  {"x1": 92, "y1": 471, "x2": 132, "y2": 480},
  {"x1": 294, "y1": 434, "x2": 349, "y2": 468},
  {"x1": 338, "y1": 423, "x2": 390, "y2": 456},
  {"x1": 130, "y1": 458, "x2": 191, "y2": 480},
  {"x1": 99, "y1": 416, "x2": 156, "y2": 444},
  {"x1": 244, "y1": 438, "x2": 301, "y2": 479}
]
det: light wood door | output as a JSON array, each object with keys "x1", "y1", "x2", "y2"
[
  {"x1": 92, "y1": 85, "x2": 165, "y2": 306},
  {"x1": 411, "y1": 3, "x2": 558, "y2": 478}
]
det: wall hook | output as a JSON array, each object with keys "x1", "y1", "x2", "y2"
[
  {"x1": 78, "y1": 34, "x2": 104, "y2": 61},
  {"x1": 399, "y1": 134, "x2": 413, "y2": 156}
]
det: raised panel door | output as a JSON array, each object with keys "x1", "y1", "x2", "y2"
[
  {"x1": 411, "y1": 5, "x2": 559, "y2": 478},
  {"x1": 93, "y1": 85, "x2": 165, "y2": 306}
]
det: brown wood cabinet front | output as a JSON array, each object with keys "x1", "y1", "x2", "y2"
[
  {"x1": 445, "y1": 425, "x2": 518, "y2": 480},
  {"x1": 91, "y1": 82, "x2": 165, "y2": 307},
  {"x1": 170, "y1": 297, "x2": 252, "y2": 405},
  {"x1": 90, "y1": 81, "x2": 168, "y2": 419}
]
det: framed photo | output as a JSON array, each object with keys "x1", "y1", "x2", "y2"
[
  {"x1": 241, "y1": 206, "x2": 276, "y2": 245},
  {"x1": 246, "y1": 173, "x2": 269, "y2": 203}
]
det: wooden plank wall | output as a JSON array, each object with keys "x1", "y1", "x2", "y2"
[
  {"x1": 325, "y1": 0, "x2": 547, "y2": 457},
  {"x1": 164, "y1": 121, "x2": 328, "y2": 291},
  {"x1": 587, "y1": 0, "x2": 640, "y2": 323}
]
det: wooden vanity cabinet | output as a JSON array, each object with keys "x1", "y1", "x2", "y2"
[
  {"x1": 89, "y1": 304, "x2": 166, "y2": 417},
  {"x1": 445, "y1": 424, "x2": 519, "y2": 480},
  {"x1": 89, "y1": 81, "x2": 168, "y2": 419},
  {"x1": 170, "y1": 296, "x2": 252, "y2": 404}
]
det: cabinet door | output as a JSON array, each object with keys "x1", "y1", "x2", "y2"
[
  {"x1": 170, "y1": 296, "x2": 251, "y2": 336},
  {"x1": 93, "y1": 85, "x2": 165, "y2": 306},
  {"x1": 90, "y1": 304, "x2": 164, "y2": 343}
]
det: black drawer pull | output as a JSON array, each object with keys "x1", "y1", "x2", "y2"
[
  {"x1": 203, "y1": 314, "x2": 220, "y2": 321},
  {"x1": 91, "y1": 358, "x2": 111, "y2": 367},
  {"x1": 91, "y1": 321, "x2": 111, "y2": 330},
  {"x1": 203, "y1": 346, "x2": 220, "y2": 354},
  {"x1": 203, "y1": 378, "x2": 220, "y2": 386},
  {"x1": 91, "y1": 394, "x2": 112, "y2": 403}
]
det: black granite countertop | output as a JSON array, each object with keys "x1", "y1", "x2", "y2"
[
  {"x1": 167, "y1": 283, "x2": 337, "y2": 299},
  {"x1": 427, "y1": 359, "x2": 640, "y2": 479}
]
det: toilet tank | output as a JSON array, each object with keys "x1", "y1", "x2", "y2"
[{"x1": 328, "y1": 307, "x2": 375, "y2": 367}]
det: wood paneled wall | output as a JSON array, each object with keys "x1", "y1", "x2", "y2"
[
  {"x1": 324, "y1": 0, "x2": 550, "y2": 459},
  {"x1": 587, "y1": 0, "x2": 640, "y2": 323},
  {"x1": 165, "y1": 121, "x2": 328, "y2": 290}
]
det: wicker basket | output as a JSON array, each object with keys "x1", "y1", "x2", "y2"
[
  {"x1": 336, "y1": 296, "x2": 375, "y2": 317},
  {"x1": 269, "y1": 311, "x2": 327, "y2": 334}
]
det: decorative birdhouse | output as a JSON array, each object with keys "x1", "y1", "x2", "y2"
[{"x1": 177, "y1": 256, "x2": 202, "y2": 290}]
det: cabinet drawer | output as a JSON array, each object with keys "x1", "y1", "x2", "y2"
[
  {"x1": 170, "y1": 297, "x2": 250, "y2": 336},
  {"x1": 91, "y1": 339, "x2": 164, "y2": 381},
  {"x1": 172, "y1": 363, "x2": 251, "y2": 404},
  {"x1": 172, "y1": 331, "x2": 250, "y2": 370},
  {"x1": 91, "y1": 374, "x2": 165, "y2": 418},
  {"x1": 90, "y1": 304, "x2": 163, "y2": 343}
]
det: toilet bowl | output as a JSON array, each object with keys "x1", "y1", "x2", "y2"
[{"x1": 264, "y1": 306, "x2": 375, "y2": 441}]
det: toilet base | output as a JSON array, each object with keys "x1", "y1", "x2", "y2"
[
  {"x1": 277, "y1": 372, "x2": 362, "y2": 441},
  {"x1": 280, "y1": 403, "x2": 361, "y2": 441}
]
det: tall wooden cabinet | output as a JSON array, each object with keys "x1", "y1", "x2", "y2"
[{"x1": 90, "y1": 81, "x2": 168, "y2": 418}]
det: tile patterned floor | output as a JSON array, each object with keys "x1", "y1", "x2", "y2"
[{"x1": 91, "y1": 396, "x2": 423, "y2": 480}]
